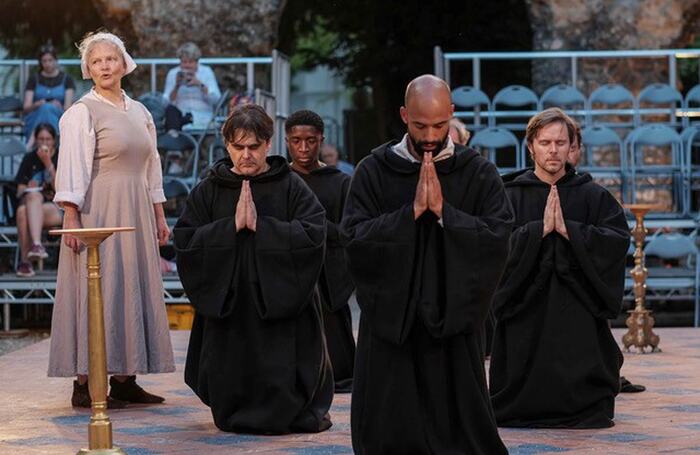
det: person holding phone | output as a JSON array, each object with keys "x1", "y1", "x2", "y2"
[
  {"x1": 162, "y1": 42, "x2": 221, "y2": 131},
  {"x1": 14, "y1": 123, "x2": 62, "y2": 277}
]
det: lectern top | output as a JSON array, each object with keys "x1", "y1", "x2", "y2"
[
  {"x1": 49, "y1": 227, "x2": 136, "y2": 235},
  {"x1": 622, "y1": 204, "x2": 665, "y2": 211}
]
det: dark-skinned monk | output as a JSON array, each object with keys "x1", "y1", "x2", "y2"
[
  {"x1": 489, "y1": 107, "x2": 630, "y2": 428},
  {"x1": 174, "y1": 104, "x2": 333, "y2": 434},
  {"x1": 341, "y1": 74, "x2": 512, "y2": 454},
  {"x1": 286, "y1": 109, "x2": 356, "y2": 393}
]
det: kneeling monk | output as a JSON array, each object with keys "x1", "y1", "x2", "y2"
[{"x1": 174, "y1": 104, "x2": 333, "y2": 434}]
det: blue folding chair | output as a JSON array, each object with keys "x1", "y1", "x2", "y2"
[
  {"x1": 0, "y1": 135, "x2": 27, "y2": 223},
  {"x1": 157, "y1": 130, "x2": 200, "y2": 190},
  {"x1": 468, "y1": 127, "x2": 522, "y2": 174},
  {"x1": 0, "y1": 96, "x2": 24, "y2": 137},
  {"x1": 138, "y1": 92, "x2": 167, "y2": 132},
  {"x1": 587, "y1": 84, "x2": 637, "y2": 130},
  {"x1": 579, "y1": 125, "x2": 626, "y2": 197},
  {"x1": 451, "y1": 86, "x2": 490, "y2": 131},
  {"x1": 624, "y1": 124, "x2": 686, "y2": 216},
  {"x1": 0, "y1": 96, "x2": 22, "y2": 113},
  {"x1": 682, "y1": 84, "x2": 700, "y2": 129},
  {"x1": 641, "y1": 230, "x2": 700, "y2": 327},
  {"x1": 682, "y1": 126, "x2": 700, "y2": 215},
  {"x1": 207, "y1": 135, "x2": 227, "y2": 167},
  {"x1": 539, "y1": 84, "x2": 586, "y2": 123},
  {"x1": 489, "y1": 85, "x2": 539, "y2": 131},
  {"x1": 203, "y1": 134, "x2": 227, "y2": 179},
  {"x1": 637, "y1": 83, "x2": 683, "y2": 127}
]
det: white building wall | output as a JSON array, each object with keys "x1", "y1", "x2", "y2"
[{"x1": 290, "y1": 65, "x2": 352, "y2": 152}]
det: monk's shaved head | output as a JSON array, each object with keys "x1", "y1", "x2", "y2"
[
  {"x1": 404, "y1": 75, "x2": 452, "y2": 108},
  {"x1": 400, "y1": 74, "x2": 455, "y2": 158}
]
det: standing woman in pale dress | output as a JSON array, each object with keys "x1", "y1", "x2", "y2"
[{"x1": 48, "y1": 31, "x2": 175, "y2": 408}]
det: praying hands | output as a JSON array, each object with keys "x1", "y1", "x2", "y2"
[
  {"x1": 235, "y1": 180, "x2": 257, "y2": 232},
  {"x1": 413, "y1": 151, "x2": 444, "y2": 220},
  {"x1": 542, "y1": 185, "x2": 568, "y2": 240}
]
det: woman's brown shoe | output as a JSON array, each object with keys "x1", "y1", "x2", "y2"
[
  {"x1": 109, "y1": 376, "x2": 164, "y2": 404},
  {"x1": 71, "y1": 380, "x2": 127, "y2": 409}
]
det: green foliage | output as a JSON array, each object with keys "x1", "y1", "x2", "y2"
[
  {"x1": 289, "y1": 14, "x2": 341, "y2": 72},
  {"x1": 0, "y1": 0, "x2": 102, "y2": 57},
  {"x1": 679, "y1": 35, "x2": 700, "y2": 94},
  {"x1": 278, "y1": 0, "x2": 533, "y2": 138}
]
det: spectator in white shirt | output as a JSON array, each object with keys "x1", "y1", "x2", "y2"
[{"x1": 163, "y1": 42, "x2": 221, "y2": 131}]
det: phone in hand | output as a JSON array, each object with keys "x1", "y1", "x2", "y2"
[{"x1": 177, "y1": 71, "x2": 194, "y2": 85}]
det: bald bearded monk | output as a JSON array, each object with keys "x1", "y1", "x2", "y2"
[{"x1": 342, "y1": 75, "x2": 512, "y2": 454}]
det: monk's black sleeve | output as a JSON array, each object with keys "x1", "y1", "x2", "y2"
[
  {"x1": 341, "y1": 160, "x2": 417, "y2": 345},
  {"x1": 421, "y1": 163, "x2": 514, "y2": 338},
  {"x1": 325, "y1": 176, "x2": 349, "y2": 245},
  {"x1": 252, "y1": 176, "x2": 326, "y2": 320},
  {"x1": 322, "y1": 175, "x2": 354, "y2": 311},
  {"x1": 174, "y1": 182, "x2": 239, "y2": 318},
  {"x1": 558, "y1": 190, "x2": 630, "y2": 319},
  {"x1": 492, "y1": 219, "x2": 548, "y2": 321}
]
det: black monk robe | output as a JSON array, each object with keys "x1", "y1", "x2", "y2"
[
  {"x1": 174, "y1": 156, "x2": 334, "y2": 434},
  {"x1": 489, "y1": 167, "x2": 629, "y2": 429},
  {"x1": 342, "y1": 143, "x2": 512, "y2": 455},
  {"x1": 292, "y1": 166, "x2": 356, "y2": 393}
]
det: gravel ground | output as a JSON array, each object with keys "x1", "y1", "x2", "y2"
[{"x1": 0, "y1": 331, "x2": 49, "y2": 356}]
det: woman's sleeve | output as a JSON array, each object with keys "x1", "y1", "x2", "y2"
[
  {"x1": 53, "y1": 103, "x2": 95, "y2": 209},
  {"x1": 25, "y1": 74, "x2": 36, "y2": 92},
  {"x1": 64, "y1": 74, "x2": 76, "y2": 90},
  {"x1": 141, "y1": 105, "x2": 166, "y2": 203},
  {"x1": 14, "y1": 153, "x2": 33, "y2": 186}
]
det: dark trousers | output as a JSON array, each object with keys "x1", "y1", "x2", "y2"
[{"x1": 164, "y1": 104, "x2": 192, "y2": 131}]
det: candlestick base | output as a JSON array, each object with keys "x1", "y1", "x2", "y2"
[{"x1": 622, "y1": 307, "x2": 661, "y2": 353}]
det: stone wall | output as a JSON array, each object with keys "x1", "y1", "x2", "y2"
[
  {"x1": 90, "y1": 0, "x2": 286, "y2": 91},
  {"x1": 91, "y1": 1, "x2": 700, "y2": 96},
  {"x1": 526, "y1": 0, "x2": 700, "y2": 94},
  {"x1": 92, "y1": 0, "x2": 285, "y2": 56},
  {"x1": 525, "y1": 1, "x2": 700, "y2": 211}
]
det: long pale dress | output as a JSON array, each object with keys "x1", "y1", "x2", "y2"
[{"x1": 48, "y1": 89, "x2": 174, "y2": 377}]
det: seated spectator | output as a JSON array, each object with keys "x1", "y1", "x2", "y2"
[
  {"x1": 162, "y1": 42, "x2": 221, "y2": 131},
  {"x1": 320, "y1": 143, "x2": 354, "y2": 175},
  {"x1": 228, "y1": 92, "x2": 254, "y2": 111},
  {"x1": 15, "y1": 123, "x2": 62, "y2": 277},
  {"x1": 449, "y1": 117, "x2": 471, "y2": 146},
  {"x1": 23, "y1": 44, "x2": 75, "y2": 147}
]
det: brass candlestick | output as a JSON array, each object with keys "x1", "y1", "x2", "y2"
[
  {"x1": 621, "y1": 205, "x2": 660, "y2": 353},
  {"x1": 50, "y1": 227, "x2": 134, "y2": 455}
]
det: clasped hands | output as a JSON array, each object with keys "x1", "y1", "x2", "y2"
[
  {"x1": 543, "y1": 185, "x2": 568, "y2": 240},
  {"x1": 413, "y1": 152, "x2": 443, "y2": 220},
  {"x1": 235, "y1": 180, "x2": 257, "y2": 232}
]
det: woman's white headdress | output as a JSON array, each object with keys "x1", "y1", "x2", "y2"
[{"x1": 79, "y1": 32, "x2": 137, "y2": 80}]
